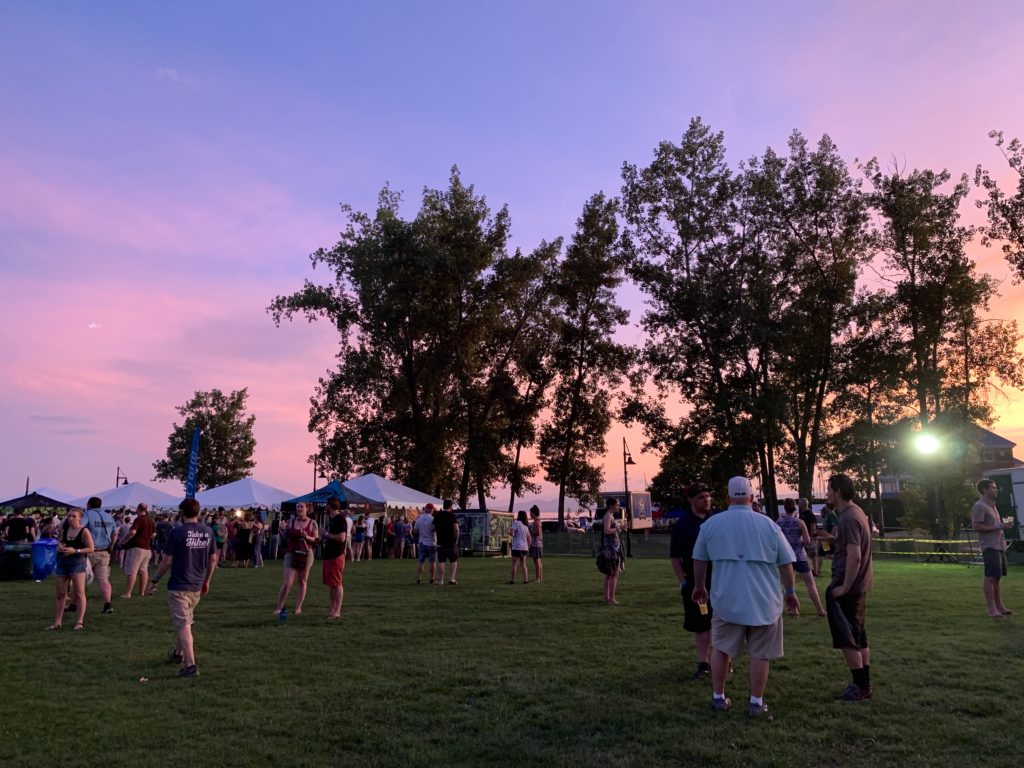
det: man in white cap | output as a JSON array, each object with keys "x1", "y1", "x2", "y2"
[{"x1": 691, "y1": 476, "x2": 799, "y2": 719}]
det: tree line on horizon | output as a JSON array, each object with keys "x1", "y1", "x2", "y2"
[{"x1": 254, "y1": 117, "x2": 1024, "y2": 530}]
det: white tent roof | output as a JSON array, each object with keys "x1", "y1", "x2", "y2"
[
  {"x1": 73, "y1": 482, "x2": 181, "y2": 511},
  {"x1": 341, "y1": 473, "x2": 443, "y2": 510},
  {"x1": 33, "y1": 486, "x2": 81, "y2": 505},
  {"x1": 195, "y1": 478, "x2": 297, "y2": 510}
]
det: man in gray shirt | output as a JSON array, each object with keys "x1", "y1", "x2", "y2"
[
  {"x1": 971, "y1": 479, "x2": 1012, "y2": 618},
  {"x1": 823, "y1": 474, "x2": 873, "y2": 702}
]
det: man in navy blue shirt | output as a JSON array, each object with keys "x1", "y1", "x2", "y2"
[
  {"x1": 148, "y1": 498, "x2": 218, "y2": 678},
  {"x1": 670, "y1": 481, "x2": 716, "y2": 680}
]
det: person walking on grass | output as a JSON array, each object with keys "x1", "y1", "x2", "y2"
[
  {"x1": 120, "y1": 503, "x2": 155, "y2": 599},
  {"x1": 414, "y1": 504, "x2": 437, "y2": 584},
  {"x1": 601, "y1": 498, "x2": 625, "y2": 604},
  {"x1": 797, "y1": 497, "x2": 821, "y2": 576},
  {"x1": 822, "y1": 474, "x2": 874, "y2": 702},
  {"x1": 971, "y1": 478, "x2": 1013, "y2": 618},
  {"x1": 48, "y1": 508, "x2": 94, "y2": 631},
  {"x1": 691, "y1": 476, "x2": 800, "y2": 719},
  {"x1": 434, "y1": 500, "x2": 460, "y2": 585},
  {"x1": 777, "y1": 499, "x2": 826, "y2": 617},
  {"x1": 508, "y1": 510, "x2": 532, "y2": 584},
  {"x1": 275, "y1": 503, "x2": 318, "y2": 618},
  {"x1": 322, "y1": 498, "x2": 348, "y2": 620},
  {"x1": 669, "y1": 481, "x2": 716, "y2": 680},
  {"x1": 252, "y1": 512, "x2": 265, "y2": 568},
  {"x1": 147, "y1": 498, "x2": 218, "y2": 678},
  {"x1": 529, "y1": 506, "x2": 544, "y2": 583},
  {"x1": 82, "y1": 496, "x2": 116, "y2": 615}
]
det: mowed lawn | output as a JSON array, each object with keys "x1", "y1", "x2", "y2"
[{"x1": 1, "y1": 555, "x2": 1022, "y2": 768}]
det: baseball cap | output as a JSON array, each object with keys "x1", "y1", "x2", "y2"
[
  {"x1": 727, "y1": 476, "x2": 753, "y2": 498},
  {"x1": 685, "y1": 482, "x2": 709, "y2": 498}
]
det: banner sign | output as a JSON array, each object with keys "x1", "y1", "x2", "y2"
[{"x1": 185, "y1": 427, "x2": 201, "y2": 499}]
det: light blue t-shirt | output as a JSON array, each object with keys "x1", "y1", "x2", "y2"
[
  {"x1": 692, "y1": 504, "x2": 796, "y2": 626},
  {"x1": 83, "y1": 507, "x2": 116, "y2": 549}
]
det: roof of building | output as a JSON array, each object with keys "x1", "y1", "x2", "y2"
[{"x1": 971, "y1": 424, "x2": 1016, "y2": 449}]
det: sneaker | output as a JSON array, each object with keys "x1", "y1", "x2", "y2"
[
  {"x1": 710, "y1": 696, "x2": 731, "y2": 712},
  {"x1": 177, "y1": 665, "x2": 199, "y2": 678},
  {"x1": 833, "y1": 684, "x2": 872, "y2": 701},
  {"x1": 747, "y1": 701, "x2": 772, "y2": 719},
  {"x1": 167, "y1": 648, "x2": 183, "y2": 665},
  {"x1": 693, "y1": 662, "x2": 712, "y2": 680},
  {"x1": 102, "y1": 603, "x2": 114, "y2": 614}
]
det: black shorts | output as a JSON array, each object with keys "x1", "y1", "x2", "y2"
[
  {"x1": 437, "y1": 545, "x2": 459, "y2": 563},
  {"x1": 680, "y1": 582, "x2": 712, "y2": 633},
  {"x1": 826, "y1": 586, "x2": 868, "y2": 650},
  {"x1": 511, "y1": 549, "x2": 528, "y2": 559},
  {"x1": 983, "y1": 548, "x2": 1008, "y2": 578}
]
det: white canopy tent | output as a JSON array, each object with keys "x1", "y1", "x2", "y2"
[
  {"x1": 341, "y1": 473, "x2": 443, "y2": 510},
  {"x1": 196, "y1": 478, "x2": 297, "y2": 510},
  {"x1": 72, "y1": 482, "x2": 181, "y2": 511}
]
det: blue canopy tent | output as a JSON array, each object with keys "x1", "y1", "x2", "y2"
[{"x1": 282, "y1": 481, "x2": 349, "y2": 508}]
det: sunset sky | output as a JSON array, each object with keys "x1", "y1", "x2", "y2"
[{"x1": 3, "y1": 2, "x2": 1023, "y2": 502}]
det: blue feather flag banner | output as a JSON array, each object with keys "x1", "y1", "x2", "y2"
[{"x1": 185, "y1": 427, "x2": 201, "y2": 499}]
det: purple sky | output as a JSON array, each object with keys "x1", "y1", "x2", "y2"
[{"x1": 3, "y1": 2, "x2": 1023, "y2": 503}]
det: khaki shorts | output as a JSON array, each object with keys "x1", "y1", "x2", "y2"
[
  {"x1": 711, "y1": 615, "x2": 784, "y2": 660},
  {"x1": 123, "y1": 547, "x2": 152, "y2": 577},
  {"x1": 87, "y1": 551, "x2": 111, "y2": 584},
  {"x1": 168, "y1": 590, "x2": 202, "y2": 630}
]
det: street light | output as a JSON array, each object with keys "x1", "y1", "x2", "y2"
[
  {"x1": 623, "y1": 437, "x2": 637, "y2": 557},
  {"x1": 115, "y1": 466, "x2": 129, "y2": 486},
  {"x1": 312, "y1": 458, "x2": 329, "y2": 492},
  {"x1": 912, "y1": 430, "x2": 943, "y2": 538}
]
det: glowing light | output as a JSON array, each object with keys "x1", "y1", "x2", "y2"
[
  {"x1": 915, "y1": 434, "x2": 940, "y2": 455},
  {"x1": 235, "y1": 509, "x2": 243, "y2": 518},
  {"x1": 88, "y1": 323, "x2": 102, "y2": 329}
]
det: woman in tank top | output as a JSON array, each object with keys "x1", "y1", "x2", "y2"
[
  {"x1": 49, "y1": 507, "x2": 95, "y2": 631},
  {"x1": 601, "y1": 499, "x2": 625, "y2": 605},
  {"x1": 275, "y1": 503, "x2": 319, "y2": 618},
  {"x1": 529, "y1": 506, "x2": 544, "y2": 583},
  {"x1": 777, "y1": 499, "x2": 825, "y2": 616}
]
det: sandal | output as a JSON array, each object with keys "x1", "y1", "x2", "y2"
[
  {"x1": 72, "y1": 622, "x2": 85, "y2": 631},
  {"x1": 45, "y1": 624, "x2": 62, "y2": 631}
]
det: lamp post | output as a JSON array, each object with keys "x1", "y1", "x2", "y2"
[
  {"x1": 312, "y1": 458, "x2": 329, "y2": 492},
  {"x1": 115, "y1": 466, "x2": 129, "y2": 486},
  {"x1": 914, "y1": 431, "x2": 942, "y2": 537},
  {"x1": 623, "y1": 437, "x2": 636, "y2": 557}
]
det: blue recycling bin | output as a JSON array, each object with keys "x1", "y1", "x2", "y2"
[{"x1": 32, "y1": 539, "x2": 58, "y2": 581}]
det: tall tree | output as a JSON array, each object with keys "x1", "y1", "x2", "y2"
[
  {"x1": 269, "y1": 168, "x2": 557, "y2": 503},
  {"x1": 765, "y1": 131, "x2": 872, "y2": 500},
  {"x1": 538, "y1": 193, "x2": 631, "y2": 525},
  {"x1": 152, "y1": 388, "x2": 256, "y2": 491},
  {"x1": 622, "y1": 117, "x2": 791, "y2": 514},
  {"x1": 975, "y1": 130, "x2": 1024, "y2": 280}
]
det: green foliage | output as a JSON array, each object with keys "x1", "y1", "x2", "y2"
[
  {"x1": 270, "y1": 168, "x2": 562, "y2": 505},
  {"x1": 975, "y1": 130, "x2": 1024, "y2": 281},
  {"x1": 538, "y1": 193, "x2": 632, "y2": 519},
  {"x1": 152, "y1": 388, "x2": 256, "y2": 491}
]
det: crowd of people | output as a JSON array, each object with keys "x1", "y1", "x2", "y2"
[{"x1": 3, "y1": 471, "x2": 1011, "y2": 707}]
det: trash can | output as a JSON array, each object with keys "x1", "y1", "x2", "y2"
[
  {"x1": 32, "y1": 539, "x2": 58, "y2": 581},
  {"x1": 0, "y1": 543, "x2": 34, "y2": 580}
]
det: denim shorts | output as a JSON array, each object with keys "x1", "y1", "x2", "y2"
[
  {"x1": 55, "y1": 556, "x2": 87, "y2": 577},
  {"x1": 418, "y1": 545, "x2": 437, "y2": 563}
]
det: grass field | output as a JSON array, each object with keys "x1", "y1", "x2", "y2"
[{"x1": 1, "y1": 556, "x2": 1021, "y2": 768}]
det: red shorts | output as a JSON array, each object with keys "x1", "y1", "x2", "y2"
[{"x1": 322, "y1": 556, "x2": 345, "y2": 587}]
